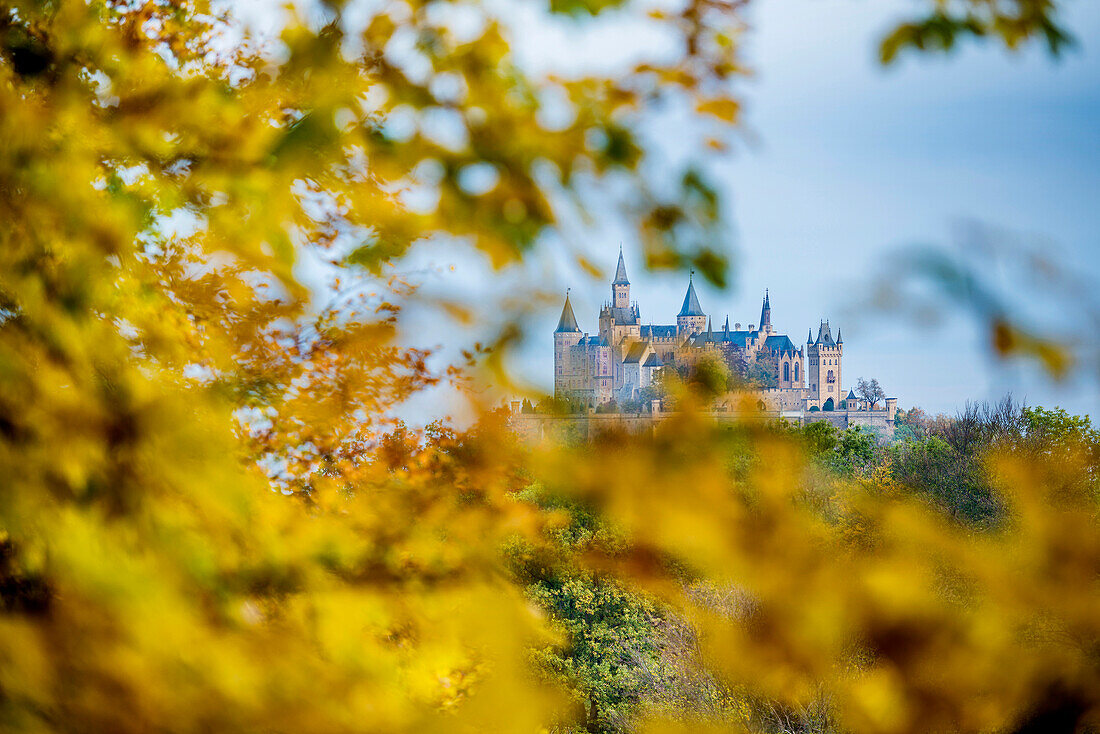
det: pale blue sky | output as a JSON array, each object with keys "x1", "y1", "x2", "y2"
[
  {"x1": 265, "y1": 0, "x2": 1100, "y2": 422},
  {"x1": 473, "y1": 0, "x2": 1100, "y2": 419}
]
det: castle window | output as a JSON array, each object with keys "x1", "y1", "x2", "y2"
[
  {"x1": 783, "y1": 363, "x2": 790, "y2": 382},
  {"x1": 827, "y1": 369, "x2": 835, "y2": 384},
  {"x1": 794, "y1": 363, "x2": 799, "y2": 382}
]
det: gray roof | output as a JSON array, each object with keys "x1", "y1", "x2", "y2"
[
  {"x1": 816, "y1": 320, "x2": 835, "y2": 346},
  {"x1": 759, "y1": 290, "x2": 771, "y2": 328},
  {"x1": 613, "y1": 248, "x2": 629, "y2": 285},
  {"x1": 847, "y1": 389, "x2": 857, "y2": 400},
  {"x1": 580, "y1": 335, "x2": 608, "y2": 346},
  {"x1": 690, "y1": 330, "x2": 753, "y2": 347},
  {"x1": 763, "y1": 334, "x2": 797, "y2": 353},
  {"x1": 679, "y1": 276, "x2": 705, "y2": 317},
  {"x1": 640, "y1": 325, "x2": 678, "y2": 339},
  {"x1": 605, "y1": 305, "x2": 638, "y2": 325},
  {"x1": 643, "y1": 353, "x2": 661, "y2": 367},
  {"x1": 725, "y1": 331, "x2": 752, "y2": 347},
  {"x1": 623, "y1": 341, "x2": 648, "y2": 364},
  {"x1": 555, "y1": 294, "x2": 580, "y2": 333}
]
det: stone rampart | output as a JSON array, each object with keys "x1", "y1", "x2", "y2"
[{"x1": 510, "y1": 406, "x2": 896, "y2": 444}]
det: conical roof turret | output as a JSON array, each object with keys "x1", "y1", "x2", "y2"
[
  {"x1": 678, "y1": 272, "x2": 705, "y2": 317},
  {"x1": 759, "y1": 289, "x2": 772, "y2": 332},
  {"x1": 807, "y1": 328, "x2": 814, "y2": 344},
  {"x1": 555, "y1": 292, "x2": 580, "y2": 333},
  {"x1": 613, "y1": 245, "x2": 629, "y2": 285}
]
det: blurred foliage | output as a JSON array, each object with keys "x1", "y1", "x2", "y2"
[
  {"x1": 869, "y1": 221, "x2": 1096, "y2": 383},
  {"x1": 1, "y1": 1, "x2": 1094, "y2": 734},
  {"x1": 531, "y1": 401, "x2": 1100, "y2": 733},
  {"x1": 881, "y1": 0, "x2": 1073, "y2": 63}
]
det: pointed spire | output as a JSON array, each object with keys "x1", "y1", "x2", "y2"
[
  {"x1": 759, "y1": 289, "x2": 772, "y2": 332},
  {"x1": 724, "y1": 315, "x2": 730, "y2": 334},
  {"x1": 678, "y1": 271, "x2": 704, "y2": 316},
  {"x1": 836, "y1": 328, "x2": 843, "y2": 344},
  {"x1": 808, "y1": 328, "x2": 814, "y2": 344},
  {"x1": 613, "y1": 244, "x2": 629, "y2": 285},
  {"x1": 555, "y1": 291, "x2": 580, "y2": 333},
  {"x1": 707, "y1": 317, "x2": 713, "y2": 340}
]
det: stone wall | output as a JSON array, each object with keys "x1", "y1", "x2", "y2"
[
  {"x1": 759, "y1": 388, "x2": 805, "y2": 411},
  {"x1": 803, "y1": 409, "x2": 894, "y2": 435},
  {"x1": 510, "y1": 406, "x2": 897, "y2": 444}
]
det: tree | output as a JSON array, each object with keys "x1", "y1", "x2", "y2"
[
  {"x1": 856, "y1": 377, "x2": 887, "y2": 409},
  {"x1": 0, "y1": 0, "x2": 748, "y2": 728},
  {"x1": 687, "y1": 353, "x2": 732, "y2": 402},
  {"x1": 885, "y1": 435, "x2": 1003, "y2": 527},
  {"x1": 894, "y1": 406, "x2": 932, "y2": 441},
  {"x1": 745, "y1": 357, "x2": 778, "y2": 389}
]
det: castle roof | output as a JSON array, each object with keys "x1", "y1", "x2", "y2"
[
  {"x1": 603, "y1": 305, "x2": 638, "y2": 325},
  {"x1": 555, "y1": 294, "x2": 580, "y2": 333},
  {"x1": 613, "y1": 246, "x2": 630, "y2": 285},
  {"x1": 816, "y1": 320, "x2": 835, "y2": 346},
  {"x1": 759, "y1": 289, "x2": 771, "y2": 329},
  {"x1": 847, "y1": 389, "x2": 857, "y2": 400},
  {"x1": 689, "y1": 330, "x2": 753, "y2": 347},
  {"x1": 623, "y1": 341, "x2": 649, "y2": 364},
  {"x1": 640, "y1": 325, "x2": 678, "y2": 339},
  {"x1": 763, "y1": 334, "x2": 797, "y2": 353},
  {"x1": 643, "y1": 353, "x2": 661, "y2": 367},
  {"x1": 678, "y1": 274, "x2": 705, "y2": 317},
  {"x1": 580, "y1": 335, "x2": 608, "y2": 346}
]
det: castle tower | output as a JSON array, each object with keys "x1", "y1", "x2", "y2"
[
  {"x1": 759, "y1": 290, "x2": 773, "y2": 334},
  {"x1": 806, "y1": 320, "x2": 843, "y2": 409},
  {"x1": 554, "y1": 292, "x2": 582, "y2": 396},
  {"x1": 676, "y1": 272, "x2": 707, "y2": 336},
  {"x1": 612, "y1": 245, "x2": 630, "y2": 309}
]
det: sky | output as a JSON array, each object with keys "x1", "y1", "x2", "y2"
[
  {"x1": 248, "y1": 0, "x2": 1100, "y2": 423},
  {"x1": 437, "y1": 0, "x2": 1100, "y2": 420},
  {"x1": 711, "y1": 0, "x2": 1100, "y2": 416}
]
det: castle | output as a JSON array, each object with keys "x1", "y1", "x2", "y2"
[{"x1": 554, "y1": 249, "x2": 880, "y2": 416}]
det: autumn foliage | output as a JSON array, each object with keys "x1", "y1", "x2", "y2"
[{"x1": 0, "y1": 1, "x2": 1093, "y2": 733}]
